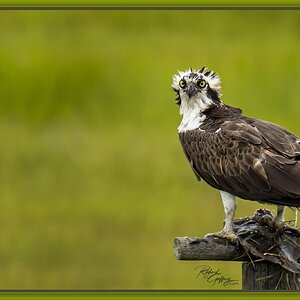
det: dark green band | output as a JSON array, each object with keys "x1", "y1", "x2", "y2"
[
  {"x1": 0, "y1": 0, "x2": 300, "y2": 8},
  {"x1": 0, "y1": 292, "x2": 300, "y2": 299}
]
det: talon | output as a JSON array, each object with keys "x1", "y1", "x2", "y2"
[
  {"x1": 273, "y1": 217, "x2": 286, "y2": 230},
  {"x1": 205, "y1": 230, "x2": 237, "y2": 241}
]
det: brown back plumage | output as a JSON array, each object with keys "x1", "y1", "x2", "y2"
[{"x1": 179, "y1": 104, "x2": 300, "y2": 207}]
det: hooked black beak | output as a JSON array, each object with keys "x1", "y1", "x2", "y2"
[{"x1": 185, "y1": 83, "x2": 198, "y2": 99}]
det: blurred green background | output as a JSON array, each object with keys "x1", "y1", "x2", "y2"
[{"x1": 0, "y1": 10, "x2": 299, "y2": 289}]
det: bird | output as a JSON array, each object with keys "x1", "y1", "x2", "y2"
[{"x1": 172, "y1": 67, "x2": 300, "y2": 240}]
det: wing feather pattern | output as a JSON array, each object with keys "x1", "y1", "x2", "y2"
[{"x1": 179, "y1": 116, "x2": 300, "y2": 207}]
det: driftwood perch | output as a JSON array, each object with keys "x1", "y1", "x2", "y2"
[
  {"x1": 174, "y1": 236, "x2": 246, "y2": 261},
  {"x1": 174, "y1": 209, "x2": 300, "y2": 290}
]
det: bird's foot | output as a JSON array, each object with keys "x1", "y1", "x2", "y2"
[
  {"x1": 262, "y1": 213, "x2": 286, "y2": 230},
  {"x1": 262, "y1": 215, "x2": 286, "y2": 231},
  {"x1": 205, "y1": 230, "x2": 237, "y2": 241},
  {"x1": 273, "y1": 217, "x2": 286, "y2": 230}
]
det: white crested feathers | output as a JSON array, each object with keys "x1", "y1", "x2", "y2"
[{"x1": 172, "y1": 67, "x2": 222, "y2": 96}]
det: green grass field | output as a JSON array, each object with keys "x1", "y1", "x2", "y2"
[{"x1": 0, "y1": 10, "x2": 299, "y2": 289}]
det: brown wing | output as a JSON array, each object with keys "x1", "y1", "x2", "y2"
[
  {"x1": 252, "y1": 119, "x2": 300, "y2": 157},
  {"x1": 179, "y1": 118, "x2": 300, "y2": 207},
  {"x1": 250, "y1": 119, "x2": 300, "y2": 204}
]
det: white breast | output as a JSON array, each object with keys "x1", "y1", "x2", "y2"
[
  {"x1": 178, "y1": 109, "x2": 206, "y2": 133},
  {"x1": 178, "y1": 94, "x2": 211, "y2": 133}
]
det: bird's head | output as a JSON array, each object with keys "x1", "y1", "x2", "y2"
[{"x1": 172, "y1": 67, "x2": 222, "y2": 111}]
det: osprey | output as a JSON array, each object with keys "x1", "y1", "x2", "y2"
[{"x1": 172, "y1": 67, "x2": 300, "y2": 240}]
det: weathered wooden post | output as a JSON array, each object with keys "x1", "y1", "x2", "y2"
[
  {"x1": 173, "y1": 209, "x2": 300, "y2": 291},
  {"x1": 242, "y1": 261, "x2": 299, "y2": 290}
]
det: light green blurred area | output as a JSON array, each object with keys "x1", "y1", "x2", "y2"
[{"x1": 0, "y1": 10, "x2": 299, "y2": 289}]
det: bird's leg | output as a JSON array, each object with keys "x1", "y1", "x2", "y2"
[
  {"x1": 274, "y1": 205, "x2": 285, "y2": 223},
  {"x1": 205, "y1": 191, "x2": 237, "y2": 241},
  {"x1": 221, "y1": 191, "x2": 237, "y2": 234},
  {"x1": 272, "y1": 205, "x2": 286, "y2": 230}
]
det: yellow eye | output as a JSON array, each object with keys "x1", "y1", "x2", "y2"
[
  {"x1": 198, "y1": 80, "x2": 206, "y2": 88},
  {"x1": 179, "y1": 79, "x2": 186, "y2": 88}
]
